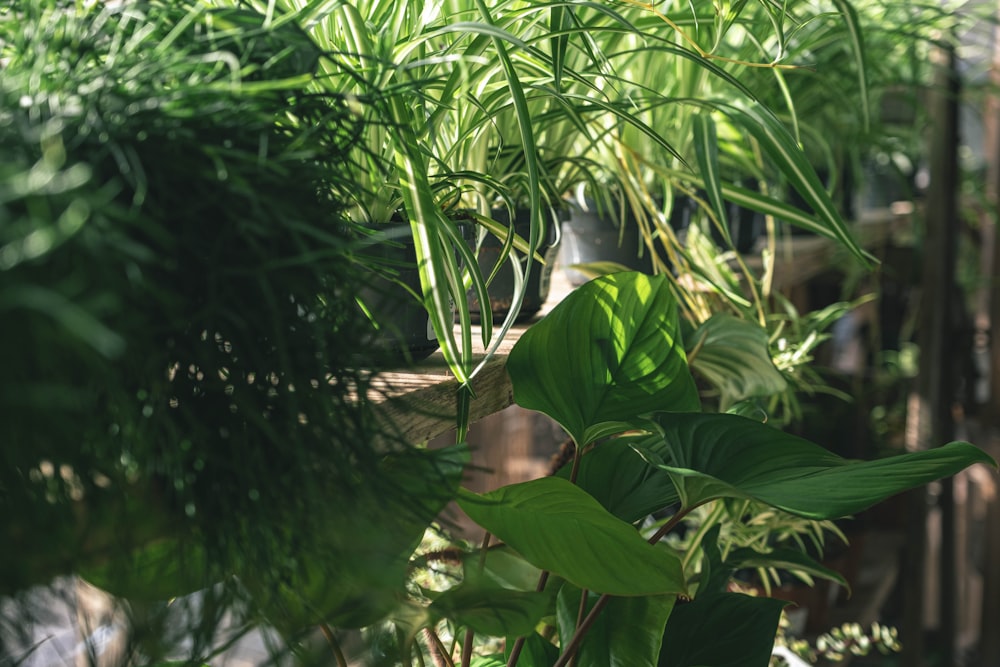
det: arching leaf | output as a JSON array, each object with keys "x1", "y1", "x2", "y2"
[{"x1": 633, "y1": 412, "x2": 995, "y2": 518}]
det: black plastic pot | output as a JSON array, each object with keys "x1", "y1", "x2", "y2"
[
  {"x1": 354, "y1": 223, "x2": 444, "y2": 365},
  {"x1": 467, "y1": 207, "x2": 562, "y2": 324},
  {"x1": 558, "y1": 197, "x2": 654, "y2": 287}
]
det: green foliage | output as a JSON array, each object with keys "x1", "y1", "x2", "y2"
[
  {"x1": 458, "y1": 478, "x2": 686, "y2": 597},
  {"x1": 450, "y1": 272, "x2": 994, "y2": 667}
]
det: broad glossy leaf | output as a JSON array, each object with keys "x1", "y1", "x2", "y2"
[
  {"x1": 457, "y1": 477, "x2": 687, "y2": 596},
  {"x1": 634, "y1": 412, "x2": 996, "y2": 518},
  {"x1": 558, "y1": 439, "x2": 678, "y2": 523},
  {"x1": 430, "y1": 573, "x2": 549, "y2": 637},
  {"x1": 659, "y1": 593, "x2": 787, "y2": 667},
  {"x1": 557, "y1": 584, "x2": 676, "y2": 667},
  {"x1": 688, "y1": 314, "x2": 787, "y2": 407},
  {"x1": 507, "y1": 272, "x2": 700, "y2": 446}
]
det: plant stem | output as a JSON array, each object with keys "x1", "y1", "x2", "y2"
[
  {"x1": 319, "y1": 623, "x2": 348, "y2": 667},
  {"x1": 424, "y1": 628, "x2": 455, "y2": 667},
  {"x1": 549, "y1": 506, "x2": 695, "y2": 667},
  {"x1": 647, "y1": 506, "x2": 693, "y2": 545},
  {"x1": 506, "y1": 570, "x2": 551, "y2": 667},
  {"x1": 552, "y1": 594, "x2": 612, "y2": 667},
  {"x1": 462, "y1": 532, "x2": 492, "y2": 667}
]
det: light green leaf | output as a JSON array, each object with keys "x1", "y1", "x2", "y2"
[
  {"x1": 457, "y1": 477, "x2": 687, "y2": 596},
  {"x1": 692, "y1": 112, "x2": 731, "y2": 246},
  {"x1": 727, "y1": 546, "x2": 847, "y2": 588},
  {"x1": 659, "y1": 593, "x2": 787, "y2": 667},
  {"x1": 557, "y1": 584, "x2": 676, "y2": 667},
  {"x1": 718, "y1": 102, "x2": 873, "y2": 266},
  {"x1": 470, "y1": 656, "x2": 506, "y2": 667},
  {"x1": 507, "y1": 272, "x2": 700, "y2": 447},
  {"x1": 633, "y1": 412, "x2": 996, "y2": 518},
  {"x1": 687, "y1": 314, "x2": 787, "y2": 408}
]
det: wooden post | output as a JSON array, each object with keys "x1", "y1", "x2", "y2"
[
  {"x1": 979, "y1": 3, "x2": 1000, "y2": 663},
  {"x1": 901, "y1": 43, "x2": 961, "y2": 667}
]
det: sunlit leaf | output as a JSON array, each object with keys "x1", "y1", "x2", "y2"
[{"x1": 508, "y1": 272, "x2": 700, "y2": 446}]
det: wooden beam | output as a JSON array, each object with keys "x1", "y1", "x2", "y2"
[{"x1": 901, "y1": 43, "x2": 961, "y2": 667}]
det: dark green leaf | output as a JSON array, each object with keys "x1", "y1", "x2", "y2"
[
  {"x1": 557, "y1": 584, "x2": 676, "y2": 667},
  {"x1": 659, "y1": 593, "x2": 787, "y2": 667},
  {"x1": 508, "y1": 633, "x2": 560, "y2": 667},
  {"x1": 457, "y1": 477, "x2": 687, "y2": 596},
  {"x1": 559, "y1": 439, "x2": 678, "y2": 523},
  {"x1": 508, "y1": 272, "x2": 700, "y2": 446},
  {"x1": 634, "y1": 412, "x2": 996, "y2": 518}
]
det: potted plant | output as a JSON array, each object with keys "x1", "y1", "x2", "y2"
[{"x1": 314, "y1": 272, "x2": 994, "y2": 667}]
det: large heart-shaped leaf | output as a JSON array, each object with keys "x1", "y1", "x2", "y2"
[
  {"x1": 557, "y1": 584, "x2": 676, "y2": 667},
  {"x1": 507, "y1": 272, "x2": 700, "y2": 446},
  {"x1": 558, "y1": 439, "x2": 679, "y2": 523},
  {"x1": 659, "y1": 593, "x2": 788, "y2": 667},
  {"x1": 687, "y1": 314, "x2": 787, "y2": 407},
  {"x1": 457, "y1": 477, "x2": 686, "y2": 596},
  {"x1": 633, "y1": 412, "x2": 996, "y2": 519}
]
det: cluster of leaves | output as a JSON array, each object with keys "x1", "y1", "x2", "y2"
[
  {"x1": 339, "y1": 272, "x2": 993, "y2": 667},
  {"x1": 0, "y1": 0, "x2": 465, "y2": 659}
]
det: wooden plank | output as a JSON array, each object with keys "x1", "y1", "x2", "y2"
[{"x1": 367, "y1": 327, "x2": 520, "y2": 444}]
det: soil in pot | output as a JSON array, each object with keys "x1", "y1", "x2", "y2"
[
  {"x1": 467, "y1": 207, "x2": 561, "y2": 324},
  {"x1": 558, "y1": 197, "x2": 655, "y2": 287}
]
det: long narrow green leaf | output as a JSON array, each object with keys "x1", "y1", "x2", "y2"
[
  {"x1": 633, "y1": 412, "x2": 996, "y2": 518},
  {"x1": 717, "y1": 101, "x2": 874, "y2": 265},
  {"x1": 831, "y1": 0, "x2": 870, "y2": 133},
  {"x1": 692, "y1": 111, "x2": 731, "y2": 245}
]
